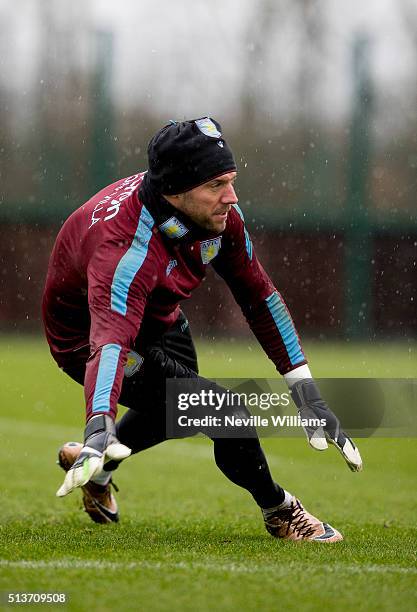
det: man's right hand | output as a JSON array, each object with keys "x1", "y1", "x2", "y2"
[{"x1": 56, "y1": 415, "x2": 131, "y2": 497}]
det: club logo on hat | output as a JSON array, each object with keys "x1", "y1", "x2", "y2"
[
  {"x1": 159, "y1": 216, "x2": 189, "y2": 239},
  {"x1": 200, "y1": 237, "x2": 222, "y2": 264},
  {"x1": 195, "y1": 118, "x2": 221, "y2": 138}
]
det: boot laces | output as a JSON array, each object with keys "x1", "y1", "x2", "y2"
[{"x1": 276, "y1": 500, "x2": 317, "y2": 538}]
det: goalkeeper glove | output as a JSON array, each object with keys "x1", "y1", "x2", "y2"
[
  {"x1": 291, "y1": 379, "x2": 363, "y2": 472},
  {"x1": 56, "y1": 414, "x2": 131, "y2": 497}
]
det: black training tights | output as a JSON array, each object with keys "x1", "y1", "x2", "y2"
[
  {"x1": 114, "y1": 407, "x2": 285, "y2": 509},
  {"x1": 66, "y1": 311, "x2": 285, "y2": 510}
]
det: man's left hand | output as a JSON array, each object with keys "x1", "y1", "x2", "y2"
[{"x1": 290, "y1": 379, "x2": 363, "y2": 472}]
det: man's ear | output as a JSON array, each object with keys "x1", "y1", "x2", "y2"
[{"x1": 163, "y1": 193, "x2": 183, "y2": 207}]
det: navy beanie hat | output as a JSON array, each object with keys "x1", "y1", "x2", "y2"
[{"x1": 147, "y1": 117, "x2": 236, "y2": 195}]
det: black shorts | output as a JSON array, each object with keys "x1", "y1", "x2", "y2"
[
  {"x1": 64, "y1": 311, "x2": 199, "y2": 414},
  {"x1": 64, "y1": 312, "x2": 253, "y2": 440}
]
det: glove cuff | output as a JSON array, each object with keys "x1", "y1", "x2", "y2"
[
  {"x1": 84, "y1": 414, "x2": 116, "y2": 442},
  {"x1": 291, "y1": 379, "x2": 322, "y2": 408}
]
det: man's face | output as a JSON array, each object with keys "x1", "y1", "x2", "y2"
[{"x1": 167, "y1": 171, "x2": 238, "y2": 233}]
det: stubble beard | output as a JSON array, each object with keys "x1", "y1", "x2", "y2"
[{"x1": 181, "y1": 194, "x2": 224, "y2": 233}]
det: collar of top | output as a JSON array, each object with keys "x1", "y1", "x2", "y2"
[{"x1": 138, "y1": 173, "x2": 220, "y2": 244}]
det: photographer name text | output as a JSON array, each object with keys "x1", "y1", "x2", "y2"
[{"x1": 177, "y1": 414, "x2": 326, "y2": 428}]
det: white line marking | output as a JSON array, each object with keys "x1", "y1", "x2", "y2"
[{"x1": 0, "y1": 559, "x2": 415, "y2": 575}]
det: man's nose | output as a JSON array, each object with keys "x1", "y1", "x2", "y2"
[{"x1": 221, "y1": 183, "x2": 238, "y2": 204}]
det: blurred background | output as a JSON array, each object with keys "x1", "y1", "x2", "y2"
[
  {"x1": 0, "y1": 0, "x2": 416, "y2": 344},
  {"x1": 1, "y1": 4, "x2": 416, "y2": 605}
]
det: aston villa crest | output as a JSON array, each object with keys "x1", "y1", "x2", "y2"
[
  {"x1": 195, "y1": 117, "x2": 221, "y2": 138},
  {"x1": 124, "y1": 350, "x2": 144, "y2": 378},
  {"x1": 200, "y1": 237, "x2": 222, "y2": 264},
  {"x1": 159, "y1": 216, "x2": 189, "y2": 239}
]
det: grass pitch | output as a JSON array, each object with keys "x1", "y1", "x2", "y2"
[{"x1": 0, "y1": 337, "x2": 416, "y2": 611}]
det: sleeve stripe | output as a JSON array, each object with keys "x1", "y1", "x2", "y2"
[
  {"x1": 265, "y1": 291, "x2": 304, "y2": 366},
  {"x1": 244, "y1": 227, "x2": 253, "y2": 260},
  {"x1": 232, "y1": 202, "x2": 245, "y2": 222},
  {"x1": 232, "y1": 203, "x2": 253, "y2": 261},
  {"x1": 111, "y1": 205, "x2": 154, "y2": 316},
  {"x1": 92, "y1": 344, "x2": 122, "y2": 413}
]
